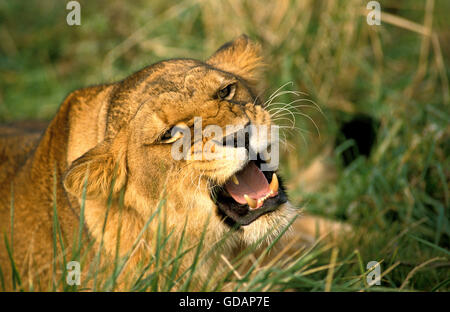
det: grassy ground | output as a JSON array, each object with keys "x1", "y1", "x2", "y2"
[{"x1": 0, "y1": 0, "x2": 449, "y2": 291}]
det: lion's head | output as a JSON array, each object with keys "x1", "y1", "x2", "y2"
[{"x1": 63, "y1": 35, "x2": 295, "y2": 249}]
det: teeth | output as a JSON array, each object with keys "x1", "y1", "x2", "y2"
[
  {"x1": 232, "y1": 175, "x2": 239, "y2": 185},
  {"x1": 244, "y1": 194, "x2": 257, "y2": 209},
  {"x1": 269, "y1": 173, "x2": 279, "y2": 193}
]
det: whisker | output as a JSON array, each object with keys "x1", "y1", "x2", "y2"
[
  {"x1": 268, "y1": 106, "x2": 296, "y2": 123},
  {"x1": 271, "y1": 117, "x2": 296, "y2": 127},
  {"x1": 267, "y1": 81, "x2": 294, "y2": 102},
  {"x1": 264, "y1": 90, "x2": 309, "y2": 109}
]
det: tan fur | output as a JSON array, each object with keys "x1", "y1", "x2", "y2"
[{"x1": 0, "y1": 35, "x2": 343, "y2": 291}]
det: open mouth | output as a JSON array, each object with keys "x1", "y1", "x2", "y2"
[{"x1": 211, "y1": 158, "x2": 288, "y2": 226}]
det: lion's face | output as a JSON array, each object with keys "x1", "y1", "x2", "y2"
[{"x1": 64, "y1": 35, "x2": 294, "y2": 246}]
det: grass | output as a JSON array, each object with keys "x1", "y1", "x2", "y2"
[{"x1": 0, "y1": 0, "x2": 449, "y2": 291}]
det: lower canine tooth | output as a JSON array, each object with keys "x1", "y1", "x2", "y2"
[
  {"x1": 269, "y1": 173, "x2": 279, "y2": 193},
  {"x1": 244, "y1": 194, "x2": 258, "y2": 209}
]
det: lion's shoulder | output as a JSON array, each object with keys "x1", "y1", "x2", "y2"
[{"x1": 0, "y1": 121, "x2": 47, "y2": 183}]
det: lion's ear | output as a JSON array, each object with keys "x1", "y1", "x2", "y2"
[
  {"x1": 206, "y1": 34, "x2": 264, "y2": 88},
  {"x1": 63, "y1": 137, "x2": 127, "y2": 199}
]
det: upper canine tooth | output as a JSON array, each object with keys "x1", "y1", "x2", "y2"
[
  {"x1": 232, "y1": 175, "x2": 239, "y2": 185},
  {"x1": 269, "y1": 173, "x2": 279, "y2": 193},
  {"x1": 244, "y1": 194, "x2": 257, "y2": 209}
]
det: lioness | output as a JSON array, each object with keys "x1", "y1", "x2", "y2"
[{"x1": 1, "y1": 35, "x2": 334, "y2": 291}]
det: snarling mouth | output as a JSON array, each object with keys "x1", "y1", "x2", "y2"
[{"x1": 211, "y1": 158, "x2": 288, "y2": 226}]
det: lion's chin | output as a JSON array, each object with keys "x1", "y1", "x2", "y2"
[{"x1": 231, "y1": 201, "x2": 297, "y2": 245}]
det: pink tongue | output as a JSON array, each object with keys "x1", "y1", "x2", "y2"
[{"x1": 224, "y1": 162, "x2": 270, "y2": 205}]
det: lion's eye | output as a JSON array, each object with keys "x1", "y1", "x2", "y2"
[
  {"x1": 161, "y1": 130, "x2": 172, "y2": 141},
  {"x1": 160, "y1": 123, "x2": 187, "y2": 144},
  {"x1": 217, "y1": 84, "x2": 236, "y2": 100}
]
